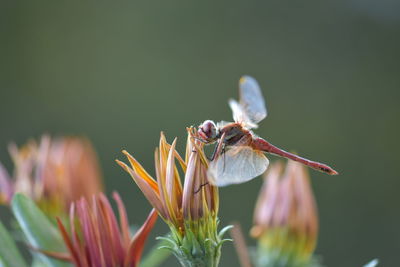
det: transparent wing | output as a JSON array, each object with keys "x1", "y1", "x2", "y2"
[
  {"x1": 229, "y1": 99, "x2": 258, "y2": 129},
  {"x1": 208, "y1": 146, "x2": 269, "y2": 187},
  {"x1": 238, "y1": 75, "x2": 267, "y2": 124}
]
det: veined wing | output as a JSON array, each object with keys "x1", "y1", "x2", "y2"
[
  {"x1": 208, "y1": 146, "x2": 269, "y2": 187},
  {"x1": 229, "y1": 99, "x2": 258, "y2": 129},
  {"x1": 238, "y1": 75, "x2": 267, "y2": 124}
]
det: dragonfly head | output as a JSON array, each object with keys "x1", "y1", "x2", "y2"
[{"x1": 198, "y1": 120, "x2": 218, "y2": 143}]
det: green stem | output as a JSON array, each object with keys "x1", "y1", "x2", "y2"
[{"x1": 174, "y1": 250, "x2": 220, "y2": 267}]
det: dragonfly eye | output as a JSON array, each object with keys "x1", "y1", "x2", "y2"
[{"x1": 199, "y1": 120, "x2": 217, "y2": 140}]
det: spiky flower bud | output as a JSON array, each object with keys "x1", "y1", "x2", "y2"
[
  {"x1": 55, "y1": 192, "x2": 157, "y2": 267},
  {"x1": 0, "y1": 135, "x2": 103, "y2": 216},
  {"x1": 117, "y1": 128, "x2": 230, "y2": 267},
  {"x1": 250, "y1": 161, "x2": 321, "y2": 267}
]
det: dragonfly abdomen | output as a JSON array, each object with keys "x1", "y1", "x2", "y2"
[{"x1": 252, "y1": 137, "x2": 338, "y2": 175}]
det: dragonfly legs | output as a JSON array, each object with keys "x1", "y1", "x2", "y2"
[
  {"x1": 192, "y1": 136, "x2": 209, "y2": 144},
  {"x1": 194, "y1": 182, "x2": 209, "y2": 194},
  {"x1": 209, "y1": 132, "x2": 226, "y2": 161}
]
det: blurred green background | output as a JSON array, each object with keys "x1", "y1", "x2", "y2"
[{"x1": 1, "y1": 1, "x2": 399, "y2": 266}]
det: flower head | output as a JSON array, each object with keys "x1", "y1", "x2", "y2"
[
  {"x1": 0, "y1": 135, "x2": 103, "y2": 215},
  {"x1": 117, "y1": 128, "x2": 228, "y2": 267},
  {"x1": 56, "y1": 192, "x2": 157, "y2": 267},
  {"x1": 251, "y1": 161, "x2": 319, "y2": 267}
]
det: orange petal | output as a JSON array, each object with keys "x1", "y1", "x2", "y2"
[
  {"x1": 0, "y1": 162, "x2": 13, "y2": 203},
  {"x1": 56, "y1": 217, "x2": 80, "y2": 265},
  {"x1": 116, "y1": 160, "x2": 166, "y2": 219},
  {"x1": 29, "y1": 246, "x2": 72, "y2": 262},
  {"x1": 165, "y1": 139, "x2": 181, "y2": 224},
  {"x1": 125, "y1": 209, "x2": 158, "y2": 267},
  {"x1": 121, "y1": 151, "x2": 159, "y2": 193},
  {"x1": 157, "y1": 145, "x2": 175, "y2": 223}
]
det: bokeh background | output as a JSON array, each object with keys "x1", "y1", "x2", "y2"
[{"x1": 1, "y1": 1, "x2": 399, "y2": 266}]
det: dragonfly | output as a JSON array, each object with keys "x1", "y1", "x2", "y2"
[{"x1": 197, "y1": 75, "x2": 338, "y2": 187}]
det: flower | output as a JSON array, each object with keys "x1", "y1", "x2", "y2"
[
  {"x1": 250, "y1": 161, "x2": 320, "y2": 267},
  {"x1": 55, "y1": 192, "x2": 157, "y2": 267},
  {"x1": 0, "y1": 135, "x2": 103, "y2": 215},
  {"x1": 116, "y1": 128, "x2": 229, "y2": 267}
]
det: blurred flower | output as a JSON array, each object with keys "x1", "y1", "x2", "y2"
[
  {"x1": 55, "y1": 192, "x2": 158, "y2": 267},
  {"x1": 117, "y1": 128, "x2": 230, "y2": 267},
  {"x1": 0, "y1": 135, "x2": 103, "y2": 215},
  {"x1": 250, "y1": 161, "x2": 320, "y2": 267}
]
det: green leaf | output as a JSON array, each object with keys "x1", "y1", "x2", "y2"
[
  {"x1": 11, "y1": 193, "x2": 71, "y2": 267},
  {"x1": 155, "y1": 236, "x2": 178, "y2": 249},
  {"x1": 140, "y1": 236, "x2": 172, "y2": 267},
  {"x1": 218, "y1": 224, "x2": 233, "y2": 239},
  {"x1": 31, "y1": 255, "x2": 54, "y2": 267},
  {"x1": 0, "y1": 219, "x2": 28, "y2": 267}
]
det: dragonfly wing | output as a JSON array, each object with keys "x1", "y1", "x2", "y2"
[
  {"x1": 208, "y1": 146, "x2": 269, "y2": 186},
  {"x1": 239, "y1": 75, "x2": 267, "y2": 124},
  {"x1": 229, "y1": 99, "x2": 258, "y2": 129}
]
